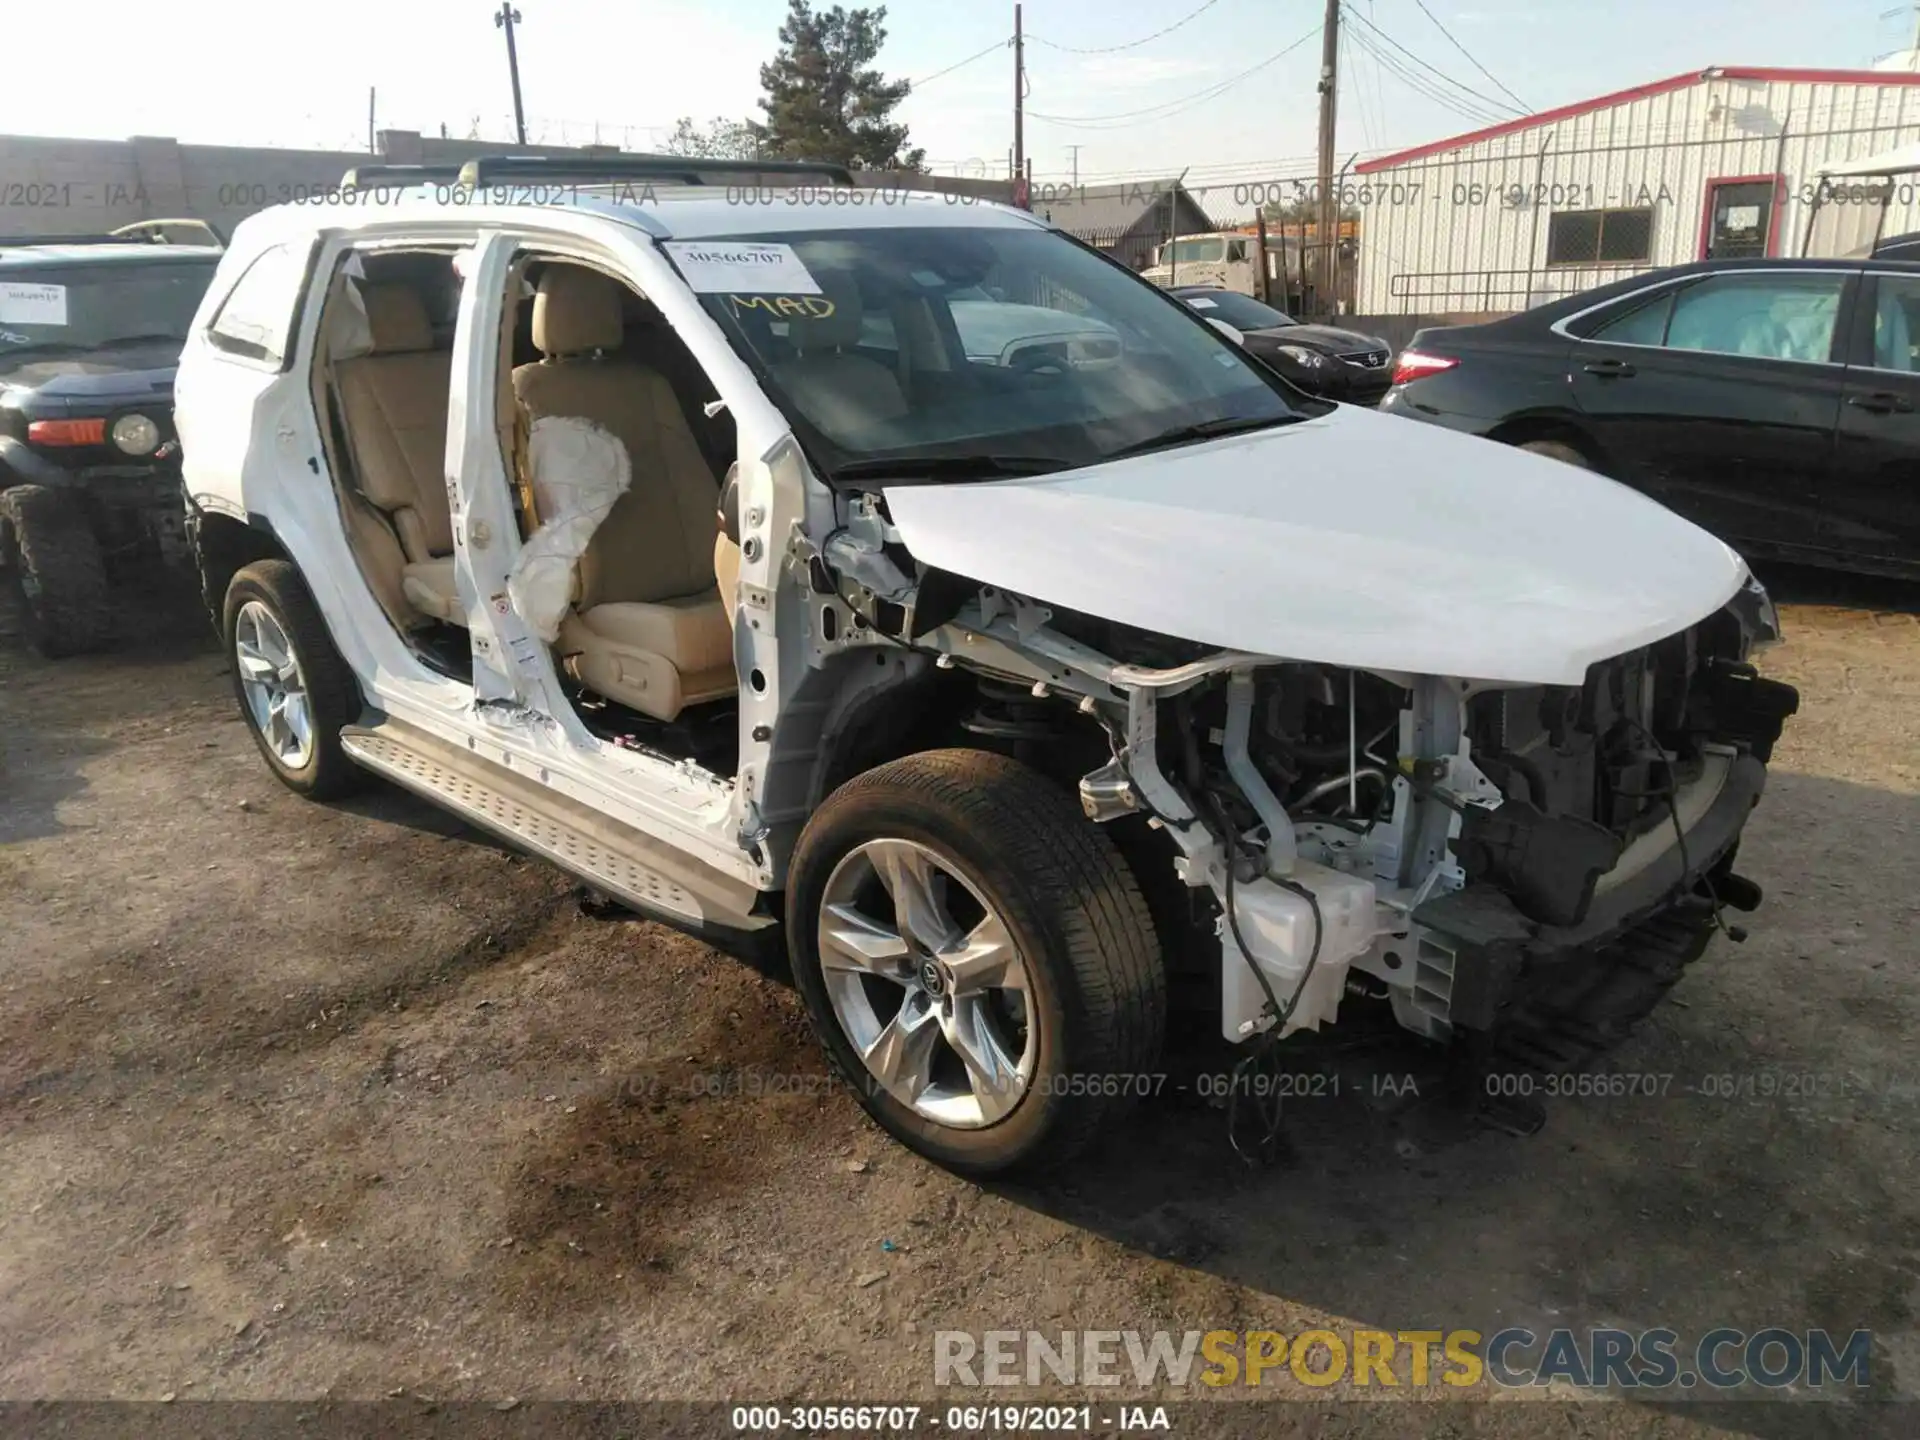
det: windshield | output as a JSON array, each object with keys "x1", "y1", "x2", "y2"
[
  {"x1": 1163, "y1": 237, "x2": 1228, "y2": 265},
  {"x1": 1178, "y1": 291, "x2": 1295, "y2": 329},
  {"x1": 679, "y1": 226, "x2": 1311, "y2": 481},
  {"x1": 0, "y1": 261, "x2": 217, "y2": 359}
]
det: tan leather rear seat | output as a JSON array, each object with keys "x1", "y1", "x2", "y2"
[
  {"x1": 512, "y1": 266, "x2": 733, "y2": 721},
  {"x1": 333, "y1": 283, "x2": 463, "y2": 624}
]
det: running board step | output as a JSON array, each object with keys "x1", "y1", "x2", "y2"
[{"x1": 340, "y1": 719, "x2": 770, "y2": 932}]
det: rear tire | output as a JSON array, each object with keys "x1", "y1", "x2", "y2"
[
  {"x1": 223, "y1": 559, "x2": 369, "y2": 800},
  {"x1": 787, "y1": 749, "x2": 1166, "y2": 1176},
  {"x1": 1517, "y1": 438, "x2": 1595, "y2": 470},
  {"x1": 0, "y1": 484, "x2": 114, "y2": 658}
]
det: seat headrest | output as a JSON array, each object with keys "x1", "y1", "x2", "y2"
[
  {"x1": 361, "y1": 283, "x2": 434, "y2": 354},
  {"x1": 785, "y1": 272, "x2": 864, "y2": 352},
  {"x1": 534, "y1": 267, "x2": 625, "y2": 355}
]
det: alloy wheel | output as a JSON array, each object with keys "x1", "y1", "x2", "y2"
[
  {"x1": 233, "y1": 600, "x2": 314, "y2": 770},
  {"x1": 817, "y1": 838, "x2": 1038, "y2": 1128}
]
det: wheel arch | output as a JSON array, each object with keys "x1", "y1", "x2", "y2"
[
  {"x1": 758, "y1": 646, "x2": 1193, "y2": 994},
  {"x1": 188, "y1": 506, "x2": 290, "y2": 637},
  {"x1": 1483, "y1": 412, "x2": 1612, "y2": 472},
  {"x1": 759, "y1": 647, "x2": 961, "y2": 863},
  {"x1": 762, "y1": 648, "x2": 1130, "y2": 837}
]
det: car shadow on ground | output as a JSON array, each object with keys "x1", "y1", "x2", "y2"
[
  {"x1": 0, "y1": 654, "x2": 131, "y2": 849},
  {"x1": 980, "y1": 770, "x2": 1919, "y2": 1437},
  {"x1": 0, "y1": 724, "x2": 109, "y2": 846}
]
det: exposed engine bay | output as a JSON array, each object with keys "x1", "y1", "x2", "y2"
[{"x1": 804, "y1": 486, "x2": 1800, "y2": 1055}]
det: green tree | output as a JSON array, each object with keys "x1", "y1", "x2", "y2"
[
  {"x1": 751, "y1": 1, "x2": 924, "y2": 171},
  {"x1": 1261, "y1": 195, "x2": 1360, "y2": 226},
  {"x1": 663, "y1": 116, "x2": 760, "y2": 160}
]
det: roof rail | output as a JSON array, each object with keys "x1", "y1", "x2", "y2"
[
  {"x1": 1, "y1": 220, "x2": 224, "y2": 249},
  {"x1": 456, "y1": 153, "x2": 857, "y2": 190},
  {"x1": 110, "y1": 218, "x2": 225, "y2": 247},
  {"x1": 0, "y1": 232, "x2": 127, "y2": 247},
  {"x1": 340, "y1": 163, "x2": 469, "y2": 188}
]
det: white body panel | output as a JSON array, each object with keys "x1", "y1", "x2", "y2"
[
  {"x1": 177, "y1": 207, "x2": 817, "y2": 904},
  {"x1": 883, "y1": 402, "x2": 1748, "y2": 686}
]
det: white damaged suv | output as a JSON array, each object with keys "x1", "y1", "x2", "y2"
[{"x1": 175, "y1": 157, "x2": 1798, "y2": 1174}]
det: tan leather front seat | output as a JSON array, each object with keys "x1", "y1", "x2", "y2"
[
  {"x1": 512, "y1": 266, "x2": 733, "y2": 721},
  {"x1": 333, "y1": 283, "x2": 463, "y2": 625},
  {"x1": 766, "y1": 273, "x2": 909, "y2": 441}
]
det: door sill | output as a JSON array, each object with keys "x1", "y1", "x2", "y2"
[{"x1": 341, "y1": 716, "x2": 771, "y2": 932}]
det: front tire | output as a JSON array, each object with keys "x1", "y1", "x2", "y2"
[
  {"x1": 787, "y1": 749, "x2": 1165, "y2": 1176},
  {"x1": 223, "y1": 560, "x2": 368, "y2": 799},
  {"x1": 0, "y1": 484, "x2": 114, "y2": 658}
]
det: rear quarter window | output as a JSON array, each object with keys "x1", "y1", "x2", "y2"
[
  {"x1": 206, "y1": 241, "x2": 316, "y2": 368},
  {"x1": 1585, "y1": 290, "x2": 1676, "y2": 346}
]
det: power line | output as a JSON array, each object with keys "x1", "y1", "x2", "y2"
[
  {"x1": 1342, "y1": 16, "x2": 1512, "y2": 126},
  {"x1": 1356, "y1": 2, "x2": 1392, "y2": 152},
  {"x1": 1028, "y1": 143, "x2": 1403, "y2": 184},
  {"x1": 1342, "y1": 9, "x2": 1513, "y2": 122},
  {"x1": 1028, "y1": 0, "x2": 1225, "y2": 55},
  {"x1": 1349, "y1": 34, "x2": 1509, "y2": 128},
  {"x1": 911, "y1": 37, "x2": 1010, "y2": 88},
  {"x1": 1026, "y1": 21, "x2": 1322, "y2": 129},
  {"x1": 1341, "y1": 14, "x2": 1378, "y2": 151},
  {"x1": 1341, "y1": 4, "x2": 1523, "y2": 120},
  {"x1": 1347, "y1": 37, "x2": 1507, "y2": 129},
  {"x1": 1412, "y1": 0, "x2": 1530, "y2": 113},
  {"x1": 1031, "y1": 155, "x2": 1334, "y2": 184}
]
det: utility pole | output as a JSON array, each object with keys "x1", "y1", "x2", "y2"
[
  {"x1": 1167, "y1": 165, "x2": 1190, "y2": 285},
  {"x1": 1066, "y1": 144, "x2": 1082, "y2": 186},
  {"x1": 1315, "y1": 0, "x2": 1340, "y2": 317},
  {"x1": 1012, "y1": 5, "x2": 1025, "y2": 187},
  {"x1": 495, "y1": 3, "x2": 528, "y2": 147},
  {"x1": 1254, "y1": 205, "x2": 1272, "y2": 306},
  {"x1": 367, "y1": 87, "x2": 376, "y2": 154}
]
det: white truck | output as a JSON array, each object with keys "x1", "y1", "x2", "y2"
[{"x1": 1140, "y1": 231, "x2": 1272, "y2": 296}]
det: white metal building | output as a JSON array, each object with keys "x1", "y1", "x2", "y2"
[{"x1": 1352, "y1": 66, "x2": 1920, "y2": 315}]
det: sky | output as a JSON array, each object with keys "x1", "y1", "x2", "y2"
[{"x1": 3, "y1": 0, "x2": 1913, "y2": 207}]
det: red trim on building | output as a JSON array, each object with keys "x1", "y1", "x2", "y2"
[
  {"x1": 1696, "y1": 174, "x2": 1786, "y2": 259},
  {"x1": 1356, "y1": 67, "x2": 1920, "y2": 175}
]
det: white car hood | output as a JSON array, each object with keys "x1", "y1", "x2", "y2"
[{"x1": 882, "y1": 404, "x2": 1749, "y2": 686}]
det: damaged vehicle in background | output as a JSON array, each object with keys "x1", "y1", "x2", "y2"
[
  {"x1": 1, "y1": 231, "x2": 223, "y2": 655},
  {"x1": 175, "y1": 158, "x2": 1800, "y2": 1175}
]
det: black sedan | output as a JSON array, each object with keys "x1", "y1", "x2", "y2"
[
  {"x1": 1379, "y1": 256, "x2": 1920, "y2": 581},
  {"x1": 1168, "y1": 287, "x2": 1395, "y2": 404}
]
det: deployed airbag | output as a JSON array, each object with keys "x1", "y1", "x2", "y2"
[{"x1": 506, "y1": 415, "x2": 631, "y2": 641}]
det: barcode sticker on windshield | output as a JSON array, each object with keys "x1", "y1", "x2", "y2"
[
  {"x1": 664, "y1": 242, "x2": 820, "y2": 295},
  {"x1": 0, "y1": 281, "x2": 68, "y2": 326}
]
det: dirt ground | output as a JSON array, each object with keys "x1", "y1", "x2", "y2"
[{"x1": 1, "y1": 568, "x2": 1916, "y2": 1437}]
